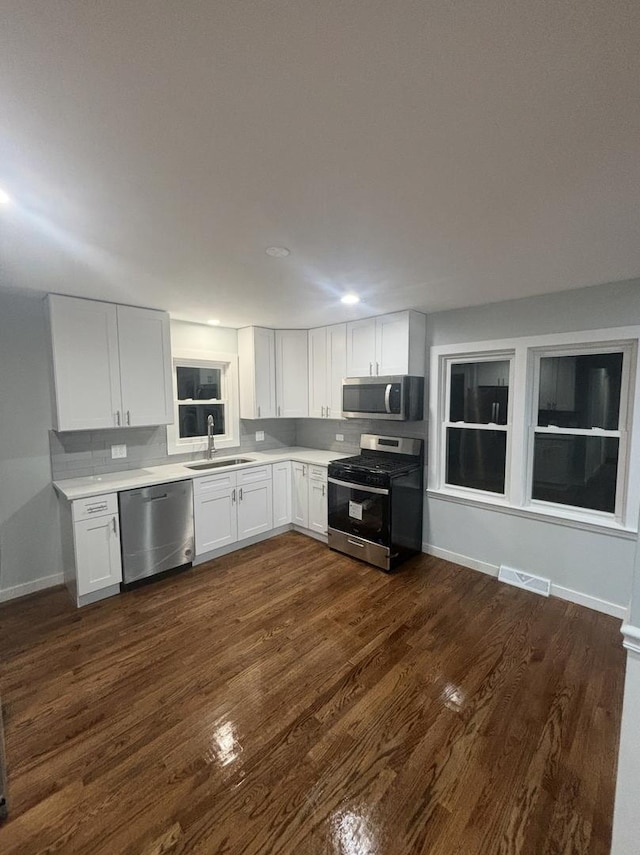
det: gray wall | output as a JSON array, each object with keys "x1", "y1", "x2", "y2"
[
  {"x1": 0, "y1": 290, "x2": 63, "y2": 599},
  {"x1": 425, "y1": 278, "x2": 640, "y2": 611}
]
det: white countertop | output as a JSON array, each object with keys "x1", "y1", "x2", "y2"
[{"x1": 53, "y1": 447, "x2": 352, "y2": 501}]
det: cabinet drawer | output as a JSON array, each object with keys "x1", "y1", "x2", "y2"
[
  {"x1": 308, "y1": 465, "x2": 328, "y2": 482},
  {"x1": 72, "y1": 493, "x2": 118, "y2": 522},
  {"x1": 193, "y1": 471, "x2": 237, "y2": 496},
  {"x1": 237, "y1": 465, "x2": 272, "y2": 486}
]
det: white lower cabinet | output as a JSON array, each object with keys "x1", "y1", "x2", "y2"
[
  {"x1": 193, "y1": 466, "x2": 273, "y2": 556},
  {"x1": 272, "y1": 461, "x2": 292, "y2": 526},
  {"x1": 293, "y1": 462, "x2": 328, "y2": 535},
  {"x1": 292, "y1": 461, "x2": 309, "y2": 527},
  {"x1": 67, "y1": 493, "x2": 122, "y2": 603},
  {"x1": 193, "y1": 472, "x2": 238, "y2": 553},
  {"x1": 308, "y1": 467, "x2": 328, "y2": 535},
  {"x1": 237, "y1": 479, "x2": 273, "y2": 539}
]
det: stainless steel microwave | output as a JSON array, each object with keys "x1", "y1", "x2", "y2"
[{"x1": 342, "y1": 375, "x2": 424, "y2": 420}]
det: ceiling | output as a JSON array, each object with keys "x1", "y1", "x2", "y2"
[{"x1": 1, "y1": 0, "x2": 639, "y2": 328}]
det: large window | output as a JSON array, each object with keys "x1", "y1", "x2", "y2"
[
  {"x1": 429, "y1": 329, "x2": 640, "y2": 531},
  {"x1": 445, "y1": 358, "x2": 512, "y2": 495},
  {"x1": 167, "y1": 351, "x2": 239, "y2": 454}
]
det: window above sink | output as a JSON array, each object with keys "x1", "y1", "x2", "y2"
[{"x1": 167, "y1": 348, "x2": 240, "y2": 455}]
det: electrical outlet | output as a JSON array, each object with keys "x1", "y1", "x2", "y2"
[
  {"x1": 255, "y1": 430, "x2": 265, "y2": 442},
  {"x1": 111, "y1": 444, "x2": 127, "y2": 459},
  {"x1": 335, "y1": 434, "x2": 344, "y2": 442}
]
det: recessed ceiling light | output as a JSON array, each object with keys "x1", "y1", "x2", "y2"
[
  {"x1": 0, "y1": 188, "x2": 11, "y2": 206},
  {"x1": 341, "y1": 294, "x2": 360, "y2": 305},
  {"x1": 207, "y1": 319, "x2": 221, "y2": 326},
  {"x1": 265, "y1": 246, "x2": 291, "y2": 258}
]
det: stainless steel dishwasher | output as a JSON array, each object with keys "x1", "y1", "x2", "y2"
[{"x1": 119, "y1": 480, "x2": 194, "y2": 587}]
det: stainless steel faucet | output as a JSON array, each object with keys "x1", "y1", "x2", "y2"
[{"x1": 207, "y1": 415, "x2": 216, "y2": 458}]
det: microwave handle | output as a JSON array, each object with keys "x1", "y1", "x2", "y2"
[{"x1": 384, "y1": 383, "x2": 392, "y2": 414}]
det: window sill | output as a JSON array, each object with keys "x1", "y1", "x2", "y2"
[{"x1": 426, "y1": 488, "x2": 637, "y2": 540}]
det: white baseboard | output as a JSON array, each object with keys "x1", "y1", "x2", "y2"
[
  {"x1": 0, "y1": 573, "x2": 64, "y2": 603},
  {"x1": 422, "y1": 543, "x2": 625, "y2": 619},
  {"x1": 551, "y1": 584, "x2": 625, "y2": 619},
  {"x1": 422, "y1": 543, "x2": 499, "y2": 578}
]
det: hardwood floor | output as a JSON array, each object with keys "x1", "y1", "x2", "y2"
[{"x1": 0, "y1": 532, "x2": 624, "y2": 854}]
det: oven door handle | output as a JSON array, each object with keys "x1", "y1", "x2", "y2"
[
  {"x1": 328, "y1": 477, "x2": 389, "y2": 496},
  {"x1": 384, "y1": 383, "x2": 392, "y2": 414}
]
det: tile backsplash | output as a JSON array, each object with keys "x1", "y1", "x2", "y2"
[
  {"x1": 50, "y1": 417, "x2": 426, "y2": 480},
  {"x1": 50, "y1": 419, "x2": 296, "y2": 480},
  {"x1": 294, "y1": 418, "x2": 427, "y2": 455}
]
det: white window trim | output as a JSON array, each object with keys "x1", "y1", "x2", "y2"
[
  {"x1": 166, "y1": 348, "x2": 240, "y2": 456},
  {"x1": 429, "y1": 325, "x2": 640, "y2": 533}
]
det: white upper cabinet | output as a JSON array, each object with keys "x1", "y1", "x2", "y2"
[
  {"x1": 346, "y1": 318, "x2": 377, "y2": 377},
  {"x1": 48, "y1": 295, "x2": 172, "y2": 431},
  {"x1": 308, "y1": 324, "x2": 346, "y2": 419},
  {"x1": 117, "y1": 305, "x2": 173, "y2": 427},
  {"x1": 346, "y1": 311, "x2": 426, "y2": 378},
  {"x1": 327, "y1": 324, "x2": 347, "y2": 418},
  {"x1": 275, "y1": 330, "x2": 309, "y2": 418},
  {"x1": 308, "y1": 327, "x2": 328, "y2": 419},
  {"x1": 238, "y1": 327, "x2": 277, "y2": 419}
]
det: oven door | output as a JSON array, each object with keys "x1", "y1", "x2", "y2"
[{"x1": 327, "y1": 477, "x2": 390, "y2": 544}]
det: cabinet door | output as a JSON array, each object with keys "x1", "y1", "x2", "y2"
[
  {"x1": 237, "y1": 480, "x2": 273, "y2": 539},
  {"x1": 308, "y1": 327, "x2": 328, "y2": 418},
  {"x1": 346, "y1": 318, "x2": 376, "y2": 377},
  {"x1": 308, "y1": 472, "x2": 328, "y2": 535},
  {"x1": 74, "y1": 515, "x2": 122, "y2": 596},
  {"x1": 376, "y1": 312, "x2": 410, "y2": 375},
  {"x1": 117, "y1": 305, "x2": 173, "y2": 427},
  {"x1": 276, "y1": 330, "x2": 309, "y2": 417},
  {"x1": 327, "y1": 323, "x2": 347, "y2": 418},
  {"x1": 194, "y1": 487, "x2": 238, "y2": 554},
  {"x1": 292, "y1": 462, "x2": 309, "y2": 528},
  {"x1": 49, "y1": 295, "x2": 122, "y2": 430},
  {"x1": 272, "y1": 461, "x2": 292, "y2": 526},
  {"x1": 254, "y1": 327, "x2": 277, "y2": 419}
]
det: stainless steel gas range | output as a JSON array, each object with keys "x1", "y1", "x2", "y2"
[{"x1": 327, "y1": 433, "x2": 424, "y2": 571}]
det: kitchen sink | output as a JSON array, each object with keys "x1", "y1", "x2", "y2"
[{"x1": 186, "y1": 458, "x2": 255, "y2": 471}]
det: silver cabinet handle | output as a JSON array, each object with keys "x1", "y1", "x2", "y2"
[
  {"x1": 369, "y1": 362, "x2": 373, "y2": 375},
  {"x1": 232, "y1": 488, "x2": 236, "y2": 503},
  {"x1": 112, "y1": 517, "x2": 117, "y2": 535},
  {"x1": 239, "y1": 487, "x2": 243, "y2": 501},
  {"x1": 278, "y1": 405, "x2": 281, "y2": 417},
  {"x1": 115, "y1": 411, "x2": 121, "y2": 426},
  {"x1": 126, "y1": 410, "x2": 131, "y2": 426},
  {"x1": 322, "y1": 484, "x2": 325, "y2": 497},
  {"x1": 321, "y1": 405, "x2": 325, "y2": 417},
  {"x1": 384, "y1": 383, "x2": 392, "y2": 414},
  {"x1": 257, "y1": 404, "x2": 261, "y2": 418},
  {"x1": 326, "y1": 406, "x2": 330, "y2": 417},
  {"x1": 376, "y1": 362, "x2": 379, "y2": 375},
  {"x1": 303, "y1": 466, "x2": 306, "y2": 477}
]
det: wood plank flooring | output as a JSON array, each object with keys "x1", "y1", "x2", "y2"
[{"x1": 0, "y1": 532, "x2": 625, "y2": 854}]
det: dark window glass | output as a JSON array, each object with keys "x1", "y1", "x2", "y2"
[
  {"x1": 446, "y1": 428, "x2": 507, "y2": 494},
  {"x1": 178, "y1": 404, "x2": 225, "y2": 438},
  {"x1": 537, "y1": 353, "x2": 623, "y2": 429},
  {"x1": 532, "y1": 434, "x2": 618, "y2": 513},
  {"x1": 177, "y1": 367, "x2": 222, "y2": 400},
  {"x1": 342, "y1": 383, "x2": 401, "y2": 415},
  {"x1": 449, "y1": 361, "x2": 509, "y2": 425}
]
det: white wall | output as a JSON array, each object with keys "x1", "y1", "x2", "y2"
[
  {"x1": 612, "y1": 650, "x2": 640, "y2": 854},
  {"x1": 425, "y1": 278, "x2": 640, "y2": 614},
  {"x1": 170, "y1": 320, "x2": 237, "y2": 354},
  {"x1": 0, "y1": 290, "x2": 63, "y2": 600}
]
